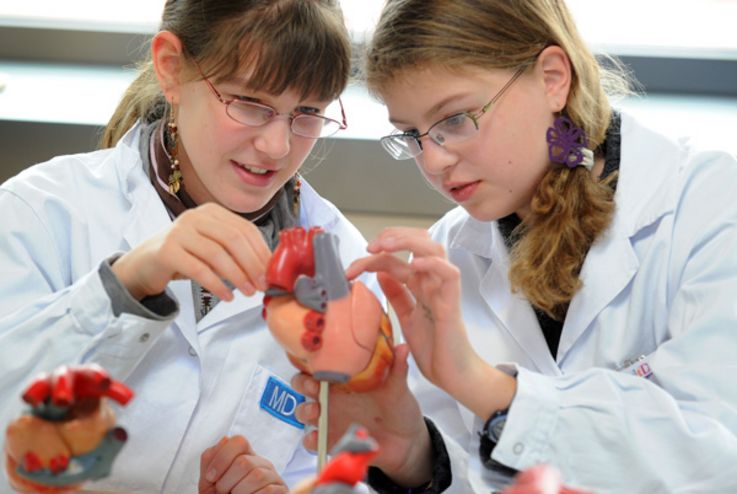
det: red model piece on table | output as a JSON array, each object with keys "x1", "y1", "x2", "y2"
[
  {"x1": 290, "y1": 424, "x2": 379, "y2": 494},
  {"x1": 4, "y1": 364, "x2": 133, "y2": 493}
]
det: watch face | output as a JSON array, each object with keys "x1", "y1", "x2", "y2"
[
  {"x1": 490, "y1": 417, "x2": 506, "y2": 442},
  {"x1": 486, "y1": 414, "x2": 507, "y2": 443}
]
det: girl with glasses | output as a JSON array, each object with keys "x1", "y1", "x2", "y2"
[
  {"x1": 0, "y1": 1, "x2": 371, "y2": 492},
  {"x1": 292, "y1": 0, "x2": 737, "y2": 492}
]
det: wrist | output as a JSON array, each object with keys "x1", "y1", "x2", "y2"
[
  {"x1": 378, "y1": 421, "x2": 433, "y2": 487},
  {"x1": 110, "y1": 255, "x2": 148, "y2": 301},
  {"x1": 451, "y1": 356, "x2": 516, "y2": 420}
]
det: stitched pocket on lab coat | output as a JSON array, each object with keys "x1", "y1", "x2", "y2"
[{"x1": 228, "y1": 364, "x2": 312, "y2": 477}]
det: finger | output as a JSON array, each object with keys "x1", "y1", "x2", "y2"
[
  {"x1": 196, "y1": 206, "x2": 271, "y2": 289},
  {"x1": 204, "y1": 436, "x2": 253, "y2": 484},
  {"x1": 366, "y1": 227, "x2": 430, "y2": 252},
  {"x1": 385, "y1": 343, "x2": 411, "y2": 390},
  {"x1": 377, "y1": 272, "x2": 416, "y2": 324},
  {"x1": 367, "y1": 228, "x2": 442, "y2": 258},
  {"x1": 180, "y1": 234, "x2": 254, "y2": 298},
  {"x1": 294, "y1": 401, "x2": 319, "y2": 427},
  {"x1": 410, "y1": 256, "x2": 460, "y2": 283},
  {"x1": 199, "y1": 436, "x2": 228, "y2": 490},
  {"x1": 195, "y1": 220, "x2": 269, "y2": 293},
  {"x1": 226, "y1": 456, "x2": 285, "y2": 494},
  {"x1": 345, "y1": 253, "x2": 412, "y2": 282},
  {"x1": 208, "y1": 204, "x2": 272, "y2": 268},
  {"x1": 175, "y1": 206, "x2": 268, "y2": 294},
  {"x1": 301, "y1": 428, "x2": 318, "y2": 453},
  {"x1": 290, "y1": 373, "x2": 319, "y2": 399},
  {"x1": 169, "y1": 241, "x2": 234, "y2": 301}
]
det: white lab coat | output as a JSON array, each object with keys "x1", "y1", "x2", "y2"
[
  {"x1": 415, "y1": 113, "x2": 737, "y2": 493},
  {"x1": 0, "y1": 123, "x2": 376, "y2": 493}
]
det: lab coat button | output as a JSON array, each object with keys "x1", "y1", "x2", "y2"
[
  {"x1": 188, "y1": 346, "x2": 197, "y2": 357},
  {"x1": 139, "y1": 332, "x2": 150, "y2": 343},
  {"x1": 513, "y1": 443, "x2": 524, "y2": 455}
]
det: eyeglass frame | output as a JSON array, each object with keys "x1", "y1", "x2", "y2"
[
  {"x1": 193, "y1": 62, "x2": 347, "y2": 139},
  {"x1": 380, "y1": 64, "x2": 530, "y2": 160}
]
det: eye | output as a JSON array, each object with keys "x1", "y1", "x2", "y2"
[
  {"x1": 442, "y1": 113, "x2": 468, "y2": 127},
  {"x1": 234, "y1": 95, "x2": 261, "y2": 103},
  {"x1": 296, "y1": 106, "x2": 322, "y2": 115}
]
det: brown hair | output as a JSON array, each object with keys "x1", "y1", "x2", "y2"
[
  {"x1": 366, "y1": 0, "x2": 630, "y2": 319},
  {"x1": 101, "y1": 0, "x2": 351, "y2": 148}
]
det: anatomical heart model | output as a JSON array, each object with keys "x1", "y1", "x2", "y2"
[
  {"x1": 263, "y1": 226, "x2": 394, "y2": 468},
  {"x1": 263, "y1": 226, "x2": 394, "y2": 391},
  {"x1": 4, "y1": 364, "x2": 134, "y2": 493}
]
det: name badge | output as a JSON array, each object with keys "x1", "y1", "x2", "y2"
[
  {"x1": 259, "y1": 376, "x2": 305, "y2": 429},
  {"x1": 618, "y1": 355, "x2": 653, "y2": 380}
]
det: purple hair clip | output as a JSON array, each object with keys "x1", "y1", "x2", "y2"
[{"x1": 546, "y1": 115, "x2": 592, "y2": 169}]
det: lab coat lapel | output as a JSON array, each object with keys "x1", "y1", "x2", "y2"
[
  {"x1": 458, "y1": 219, "x2": 561, "y2": 375},
  {"x1": 118, "y1": 145, "x2": 201, "y2": 356},
  {"x1": 480, "y1": 260, "x2": 562, "y2": 375},
  {"x1": 557, "y1": 231, "x2": 638, "y2": 360},
  {"x1": 558, "y1": 112, "x2": 678, "y2": 360}
]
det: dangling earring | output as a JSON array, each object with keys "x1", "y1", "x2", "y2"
[
  {"x1": 546, "y1": 114, "x2": 594, "y2": 170},
  {"x1": 291, "y1": 173, "x2": 302, "y2": 216},
  {"x1": 167, "y1": 102, "x2": 183, "y2": 194}
]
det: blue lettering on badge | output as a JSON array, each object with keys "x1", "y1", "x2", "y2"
[{"x1": 259, "y1": 376, "x2": 305, "y2": 429}]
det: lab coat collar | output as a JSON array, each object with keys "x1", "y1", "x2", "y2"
[{"x1": 448, "y1": 113, "x2": 682, "y2": 364}]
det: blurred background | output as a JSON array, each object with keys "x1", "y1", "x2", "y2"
[{"x1": 1, "y1": 0, "x2": 736, "y2": 238}]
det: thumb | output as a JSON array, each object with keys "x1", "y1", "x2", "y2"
[{"x1": 385, "y1": 343, "x2": 411, "y2": 390}]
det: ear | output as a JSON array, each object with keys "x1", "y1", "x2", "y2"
[
  {"x1": 151, "y1": 30, "x2": 186, "y2": 103},
  {"x1": 536, "y1": 45, "x2": 572, "y2": 113}
]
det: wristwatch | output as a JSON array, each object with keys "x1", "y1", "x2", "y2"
[
  {"x1": 482, "y1": 409, "x2": 508, "y2": 444},
  {"x1": 479, "y1": 409, "x2": 517, "y2": 474}
]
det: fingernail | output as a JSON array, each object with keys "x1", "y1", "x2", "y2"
[
  {"x1": 307, "y1": 380, "x2": 318, "y2": 395},
  {"x1": 206, "y1": 468, "x2": 217, "y2": 483},
  {"x1": 258, "y1": 275, "x2": 268, "y2": 291}
]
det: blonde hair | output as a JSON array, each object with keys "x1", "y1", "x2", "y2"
[
  {"x1": 101, "y1": 0, "x2": 351, "y2": 148},
  {"x1": 366, "y1": 0, "x2": 630, "y2": 319}
]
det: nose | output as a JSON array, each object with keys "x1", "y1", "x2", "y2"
[
  {"x1": 254, "y1": 117, "x2": 291, "y2": 159},
  {"x1": 415, "y1": 138, "x2": 457, "y2": 177}
]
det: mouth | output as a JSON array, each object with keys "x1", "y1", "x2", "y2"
[
  {"x1": 233, "y1": 161, "x2": 275, "y2": 176},
  {"x1": 231, "y1": 160, "x2": 278, "y2": 186},
  {"x1": 445, "y1": 180, "x2": 480, "y2": 202}
]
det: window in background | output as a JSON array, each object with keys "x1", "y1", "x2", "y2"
[{"x1": 2, "y1": 1, "x2": 734, "y2": 59}]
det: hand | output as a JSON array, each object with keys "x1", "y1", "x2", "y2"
[
  {"x1": 198, "y1": 436, "x2": 288, "y2": 494},
  {"x1": 345, "y1": 228, "x2": 474, "y2": 391},
  {"x1": 345, "y1": 227, "x2": 516, "y2": 419},
  {"x1": 292, "y1": 345, "x2": 433, "y2": 488},
  {"x1": 112, "y1": 203, "x2": 271, "y2": 301}
]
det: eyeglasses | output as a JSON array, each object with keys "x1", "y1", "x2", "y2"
[
  {"x1": 380, "y1": 65, "x2": 528, "y2": 160},
  {"x1": 196, "y1": 66, "x2": 347, "y2": 139}
]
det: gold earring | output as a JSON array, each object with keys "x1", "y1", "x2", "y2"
[
  {"x1": 167, "y1": 103, "x2": 182, "y2": 194},
  {"x1": 292, "y1": 174, "x2": 302, "y2": 215}
]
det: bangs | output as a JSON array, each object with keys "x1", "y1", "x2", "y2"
[{"x1": 197, "y1": 1, "x2": 350, "y2": 101}]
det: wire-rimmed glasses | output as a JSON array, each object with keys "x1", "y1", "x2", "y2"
[
  {"x1": 196, "y1": 66, "x2": 347, "y2": 139},
  {"x1": 380, "y1": 65, "x2": 529, "y2": 160}
]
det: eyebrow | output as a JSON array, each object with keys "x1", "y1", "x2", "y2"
[{"x1": 389, "y1": 92, "x2": 472, "y2": 127}]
